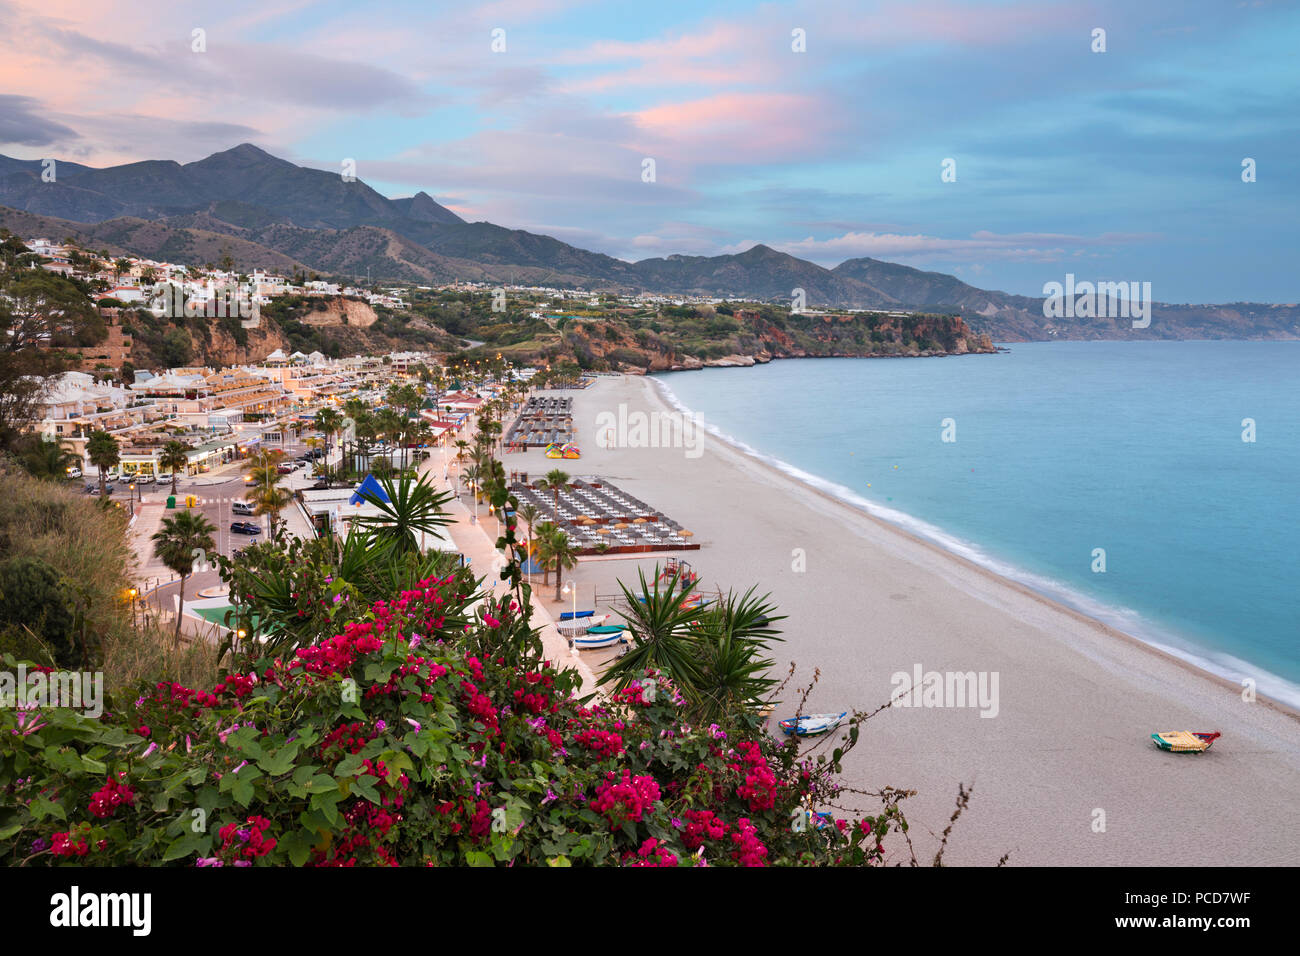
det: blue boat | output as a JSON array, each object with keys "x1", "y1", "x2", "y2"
[
  {"x1": 559, "y1": 609, "x2": 596, "y2": 621},
  {"x1": 778, "y1": 712, "x2": 846, "y2": 737}
]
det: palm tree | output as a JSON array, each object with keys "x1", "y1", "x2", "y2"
[
  {"x1": 159, "y1": 440, "x2": 190, "y2": 495},
  {"x1": 20, "y1": 437, "x2": 79, "y2": 481},
  {"x1": 314, "y1": 407, "x2": 344, "y2": 478},
  {"x1": 537, "y1": 468, "x2": 570, "y2": 521},
  {"x1": 459, "y1": 464, "x2": 483, "y2": 504},
  {"x1": 250, "y1": 483, "x2": 293, "y2": 541},
  {"x1": 353, "y1": 473, "x2": 455, "y2": 557},
  {"x1": 515, "y1": 502, "x2": 540, "y2": 579},
  {"x1": 152, "y1": 509, "x2": 216, "y2": 645},
  {"x1": 243, "y1": 449, "x2": 290, "y2": 539},
  {"x1": 375, "y1": 407, "x2": 405, "y2": 472},
  {"x1": 543, "y1": 527, "x2": 579, "y2": 603},
  {"x1": 532, "y1": 520, "x2": 558, "y2": 585},
  {"x1": 86, "y1": 430, "x2": 120, "y2": 497}
]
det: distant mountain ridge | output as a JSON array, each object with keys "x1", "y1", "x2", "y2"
[{"x1": 2, "y1": 144, "x2": 1297, "y2": 342}]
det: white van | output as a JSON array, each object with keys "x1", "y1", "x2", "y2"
[
  {"x1": 232, "y1": 501, "x2": 256, "y2": 516},
  {"x1": 67, "y1": 466, "x2": 82, "y2": 479}
]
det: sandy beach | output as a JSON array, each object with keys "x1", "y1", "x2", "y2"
[{"x1": 504, "y1": 374, "x2": 1300, "y2": 866}]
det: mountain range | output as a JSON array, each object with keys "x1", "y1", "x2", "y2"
[{"x1": 2, "y1": 144, "x2": 1297, "y2": 342}]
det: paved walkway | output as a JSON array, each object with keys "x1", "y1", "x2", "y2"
[{"x1": 421, "y1": 435, "x2": 598, "y2": 696}]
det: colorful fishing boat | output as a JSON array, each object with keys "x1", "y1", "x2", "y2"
[
  {"x1": 1151, "y1": 731, "x2": 1220, "y2": 753},
  {"x1": 779, "y1": 712, "x2": 846, "y2": 737},
  {"x1": 574, "y1": 625, "x2": 626, "y2": 649}
]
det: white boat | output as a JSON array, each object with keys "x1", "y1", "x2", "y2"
[
  {"x1": 778, "y1": 712, "x2": 846, "y2": 736},
  {"x1": 574, "y1": 625, "x2": 625, "y2": 649}
]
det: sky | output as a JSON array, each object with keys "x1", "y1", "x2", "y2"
[{"x1": 0, "y1": 0, "x2": 1297, "y2": 303}]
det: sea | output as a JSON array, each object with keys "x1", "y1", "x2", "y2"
[{"x1": 652, "y1": 341, "x2": 1300, "y2": 707}]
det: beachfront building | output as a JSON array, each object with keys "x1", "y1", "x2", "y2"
[
  {"x1": 127, "y1": 368, "x2": 288, "y2": 430},
  {"x1": 31, "y1": 371, "x2": 163, "y2": 467}
]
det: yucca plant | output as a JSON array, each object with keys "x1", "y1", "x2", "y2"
[
  {"x1": 599, "y1": 565, "x2": 705, "y2": 700},
  {"x1": 354, "y1": 472, "x2": 455, "y2": 558},
  {"x1": 686, "y1": 586, "x2": 785, "y2": 725}
]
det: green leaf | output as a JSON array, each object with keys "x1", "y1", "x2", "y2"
[
  {"x1": 352, "y1": 775, "x2": 381, "y2": 805},
  {"x1": 256, "y1": 746, "x2": 298, "y2": 777},
  {"x1": 31, "y1": 796, "x2": 66, "y2": 822},
  {"x1": 281, "y1": 828, "x2": 314, "y2": 866},
  {"x1": 231, "y1": 770, "x2": 261, "y2": 807},
  {"x1": 465, "y1": 851, "x2": 494, "y2": 867},
  {"x1": 161, "y1": 832, "x2": 208, "y2": 862}
]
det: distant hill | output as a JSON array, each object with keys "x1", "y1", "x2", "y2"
[{"x1": 2, "y1": 144, "x2": 1297, "y2": 342}]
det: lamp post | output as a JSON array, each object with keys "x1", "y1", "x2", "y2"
[
  {"x1": 561, "y1": 582, "x2": 578, "y2": 656},
  {"x1": 127, "y1": 587, "x2": 138, "y2": 633},
  {"x1": 128, "y1": 482, "x2": 136, "y2": 517}
]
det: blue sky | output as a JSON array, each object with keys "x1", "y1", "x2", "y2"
[{"x1": 1, "y1": 0, "x2": 1297, "y2": 302}]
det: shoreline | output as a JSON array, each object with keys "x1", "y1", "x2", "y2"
[
  {"x1": 514, "y1": 374, "x2": 1300, "y2": 865},
  {"x1": 647, "y1": 372, "x2": 1300, "y2": 718}
]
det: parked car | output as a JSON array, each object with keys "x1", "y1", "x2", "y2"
[
  {"x1": 135, "y1": 473, "x2": 154, "y2": 485},
  {"x1": 66, "y1": 466, "x2": 82, "y2": 479},
  {"x1": 84, "y1": 484, "x2": 96, "y2": 494},
  {"x1": 231, "y1": 501, "x2": 255, "y2": 516},
  {"x1": 276, "y1": 463, "x2": 296, "y2": 475},
  {"x1": 230, "y1": 521, "x2": 261, "y2": 535}
]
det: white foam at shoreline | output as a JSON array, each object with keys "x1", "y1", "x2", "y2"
[{"x1": 649, "y1": 373, "x2": 1300, "y2": 710}]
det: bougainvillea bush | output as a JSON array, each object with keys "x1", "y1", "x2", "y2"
[{"x1": 0, "y1": 575, "x2": 901, "y2": 866}]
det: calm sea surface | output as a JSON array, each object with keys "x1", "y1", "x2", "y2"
[{"x1": 653, "y1": 341, "x2": 1300, "y2": 706}]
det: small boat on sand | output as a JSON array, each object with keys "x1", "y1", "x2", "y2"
[
  {"x1": 1151, "y1": 731, "x2": 1220, "y2": 753},
  {"x1": 560, "y1": 609, "x2": 596, "y2": 621},
  {"x1": 575, "y1": 625, "x2": 625, "y2": 649},
  {"x1": 779, "y1": 712, "x2": 846, "y2": 737}
]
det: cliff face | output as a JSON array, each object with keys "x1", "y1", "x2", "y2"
[
  {"x1": 496, "y1": 308, "x2": 995, "y2": 375},
  {"x1": 296, "y1": 297, "x2": 379, "y2": 328}
]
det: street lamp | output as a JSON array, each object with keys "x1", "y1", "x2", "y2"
[
  {"x1": 127, "y1": 587, "x2": 138, "y2": 632},
  {"x1": 561, "y1": 582, "x2": 578, "y2": 656}
]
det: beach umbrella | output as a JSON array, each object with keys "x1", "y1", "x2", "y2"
[
  {"x1": 632, "y1": 517, "x2": 647, "y2": 524},
  {"x1": 596, "y1": 527, "x2": 611, "y2": 534},
  {"x1": 614, "y1": 522, "x2": 629, "y2": 529},
  {"x1": 680, "y1": 529, "x2": 694, "y2": 537}
]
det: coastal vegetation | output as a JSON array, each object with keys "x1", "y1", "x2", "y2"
[
  {"x1": 0, "y1": 467, "x2": 911, "y2": 865},
  {"x1": 0, "y1": 464, "x2": 216, "y2": 687}
]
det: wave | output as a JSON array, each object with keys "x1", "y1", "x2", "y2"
[{"x1": 649, "y1": 374, "x2": 1300, "y2": 710}]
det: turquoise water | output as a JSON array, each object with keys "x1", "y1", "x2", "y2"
[{"x1": 653, "y1": 342, "x2": 1300, "y2": 706}]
